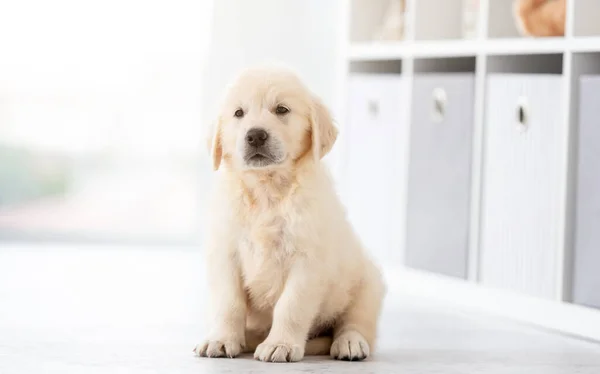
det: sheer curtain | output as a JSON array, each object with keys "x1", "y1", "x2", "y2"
[{"x1": 0, "y1": 0, "x2": 214, "y2": 243}]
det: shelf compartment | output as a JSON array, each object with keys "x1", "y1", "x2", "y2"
[
  {"x1": 350, "y1": 0, "x2": 406, "y2": 43},
  {"x1": 414, "y1": 0, "x2": 477, "y2": 40},
  {"x1": 573, "y1": 0, "x2": 600, "y2": 37},
  {"x1": 486, "y1": 53, "x2": 563, "y2": 74},
  {"x1": 488, "y1": 0, "x2": 524, "y2": 38},
  {"x1": 414, "y1": 57, "x2": 476, "y2": 74},
  {"x1": 487, "y1": 0, "x2": 566, "y2": 39},
  {"x1": 349, "y1": 60, "x2": 403, "y2": 74}
]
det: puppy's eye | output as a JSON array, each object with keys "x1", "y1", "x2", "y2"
[
  {"x1": 275, "y1": 105, "x2": 289, "y2": 115},
  {"x1": 234, "y1": 109, "x2": 244, "y2": 118}
]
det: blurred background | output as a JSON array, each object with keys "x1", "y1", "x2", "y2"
[
  {"x1": 0, "y1": 0, "x2": 341, "y2": 245},
  {"x1": 0, "y1": 0, "x2": 212, "y2": 243}
]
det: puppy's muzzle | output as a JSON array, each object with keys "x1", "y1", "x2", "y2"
[{"x1": 244, "y1": 127, "x2": 278, "y2": 167}]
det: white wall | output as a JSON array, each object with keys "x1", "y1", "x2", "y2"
[{"x1": 201, "y1": 0, "x2": 343, "y2": 135}]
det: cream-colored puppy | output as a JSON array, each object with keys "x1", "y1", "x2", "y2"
[{"x1": 194, "y1": 66, "x2": 385, "y2": 363}]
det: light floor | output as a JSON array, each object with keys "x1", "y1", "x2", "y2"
[{"x1": 1, "y1": 244, "x2": 600, "y2": 374}]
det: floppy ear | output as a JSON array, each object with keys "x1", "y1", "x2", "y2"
[
  {"x1": 310, "y1": 96, "x2": 338, "y2": 161},
  {"x1": 208, "y1": 118, "x2": 223, "y2": 171}
]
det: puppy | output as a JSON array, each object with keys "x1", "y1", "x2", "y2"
[{"x1": 194, "y1": 66, "x2": 385, "y2": 363}]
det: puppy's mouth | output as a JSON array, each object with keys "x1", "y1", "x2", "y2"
[
  {"x1": 249, "y1": 154, "x2": 269, "y2": 162},
  {"x1": 244, "y1": 150, "x2": 276, "y2": 167}
]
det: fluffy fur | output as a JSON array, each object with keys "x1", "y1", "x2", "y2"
[
  {"x1": 514, "y1": 0, "x2": 566, "y2": 37},
  {"x1": 194, "y1": 66, "x2": 385, "y2": 363}
]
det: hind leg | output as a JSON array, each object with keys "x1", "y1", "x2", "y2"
[{"x1": 331, "y1": 269, "x2": 385, "y2": 361}]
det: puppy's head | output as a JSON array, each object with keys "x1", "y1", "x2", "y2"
[{"x1": 209, "y1": 66, "x2": 337, "y2": 171}]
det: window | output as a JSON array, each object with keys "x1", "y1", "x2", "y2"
[{"x1": 0, "y1": 0, "x2": 214, "y2": 243}]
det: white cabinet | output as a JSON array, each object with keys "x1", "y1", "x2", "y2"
[
  {"x1": 342, "y1": 0, "x2": 600, "y2": 345},
  {"x1": 344, "y1": 74, "x2": 408, "y2": 263},
  {"x1": 479, "y1": 74, "x2": 564, "y2": 300}
]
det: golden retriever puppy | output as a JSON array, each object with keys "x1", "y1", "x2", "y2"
[{"x1": 194, "y1": 66, "x2": 385, "y2": 362}]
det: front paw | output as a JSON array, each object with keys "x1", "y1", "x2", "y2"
[
  {"x1": 330, "y1": 331, "x2": 370, "y2": 361},
  {"x1": 254, "y1": 339, "x2": 304, "y2": 362},
  {"x1": 194, "y1": 337, "x2": 244, "y2": 358}
]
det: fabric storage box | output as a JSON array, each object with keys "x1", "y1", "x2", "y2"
[
  {"x1": 405, "y1": 73, "x2": 475, "y2": 279},
  {"x1": 573, "y1": 76, "x2": 600, "y2": 309},
  {"x1": 344, "y1": 74, "x2": 408, "y2": 264},
  {"x1": 479, "y1": 74, "x2": 564, "y2": 300}
]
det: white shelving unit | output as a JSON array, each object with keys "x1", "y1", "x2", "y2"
[{"x1": 337, "y1": 0, "x2": 600, "y2": 341}]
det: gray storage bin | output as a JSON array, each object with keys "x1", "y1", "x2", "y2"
[
  {"x1": 573, "y1": 76, "x2": 600, "y2": 309},
  {"x1": 405, "y1": 74, "x2": 475, "y2": 279}
]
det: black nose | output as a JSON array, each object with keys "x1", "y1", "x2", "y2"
[{"x1": 246, "y1": 128, "x2": 269, "y2": 147}]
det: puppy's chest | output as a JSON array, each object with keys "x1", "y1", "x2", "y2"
[{"x1": 237, "y1": 212, "x2": 295, "y2": 309}]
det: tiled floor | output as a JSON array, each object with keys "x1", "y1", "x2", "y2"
[{"x1": 1, "y1": 244, "x2": 600, "y2": 373}]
